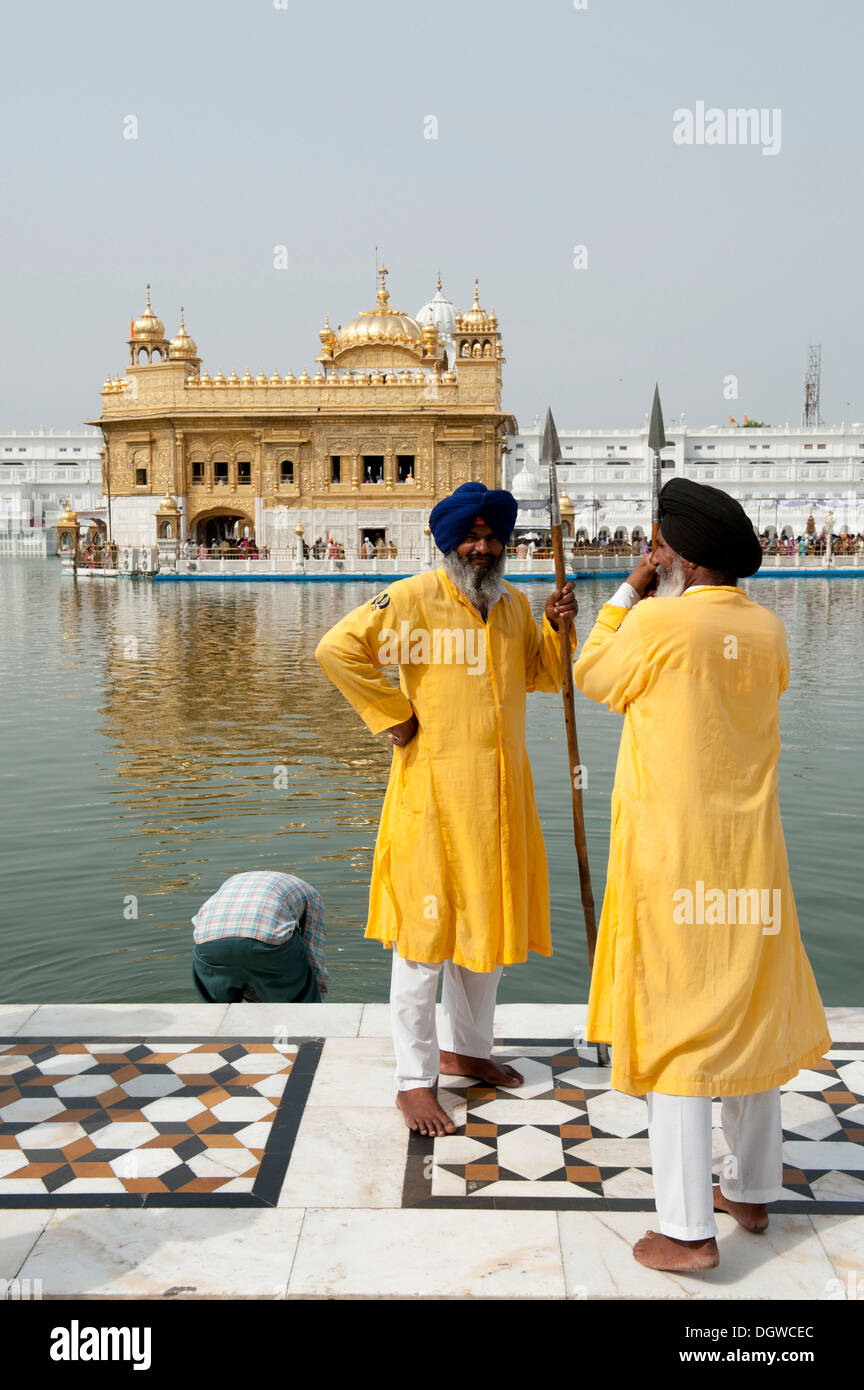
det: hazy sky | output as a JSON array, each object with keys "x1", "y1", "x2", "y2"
[{"x1": 2, "y1": 0, "x2": 862, "y2": 431}]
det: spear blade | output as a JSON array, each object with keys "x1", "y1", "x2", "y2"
[
  {"x1": 648, "y1": 384, "x2": 665, "y2": 541},
  {"x1": 540, "y1": 406, "x2": 563, "y2": 467},
  {"x1": 648, "y1": 383, "x2": 666, "y2": 454},
  {"x1": 549, "y1": 462, "x2": 561, "y2": 528}
]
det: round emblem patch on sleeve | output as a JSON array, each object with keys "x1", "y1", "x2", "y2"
[{"x1": 370, "y1": 592, "x2": 391, "y2": 610}]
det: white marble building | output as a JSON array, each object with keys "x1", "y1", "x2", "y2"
[
  {"x1": 505, "y1": 417, "x2": 864, "y2": 541},
  {"x1": 0, "y1": 428, "x2": 103, "y2": 552}
]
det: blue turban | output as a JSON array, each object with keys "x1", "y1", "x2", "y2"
[{"x1": 429, "y1": 482, "x2": 518, "y2": 555}]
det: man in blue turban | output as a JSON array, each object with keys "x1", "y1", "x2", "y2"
[{"x1": 317, "y1": 482, "x2": 576, "y2": 1137}]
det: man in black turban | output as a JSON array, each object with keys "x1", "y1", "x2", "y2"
[
  {"x1": 572, "y1": 477, "x2": 829, "y2": 1274},
  {"x1": 652, "y1": 477, "x2": 763, "y2": 592}
]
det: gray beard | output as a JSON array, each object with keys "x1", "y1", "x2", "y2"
[
  {"x1": 656, "y1": 552, "x2": 688, "y2": 598},
  {"x1": 442, "y1": 548, "x2": 506, "y2": 611}
]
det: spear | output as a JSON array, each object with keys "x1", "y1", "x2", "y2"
[
  {"x1": 648, "y1": 383, "x2": 666, "y2": 549},
  {"x1": 542, "y1": 408, "x2": 609, "y2": 1067}
]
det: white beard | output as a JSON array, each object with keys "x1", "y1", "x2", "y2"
[
  {"x1": 656, "y1": 552, "x2": 688, "y2": 598},
  {"x1": 442, "y1": 548, "x2": 506, "y2": 610}
]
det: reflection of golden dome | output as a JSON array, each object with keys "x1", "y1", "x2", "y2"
[
  {"x1": 168, "y1": 306, "x2": 198, "y2": 360},
  {"x1": 334, "y1": 267, "x2": 423, "y2": 351},
  {"x1": 132, "y1": 284, "x2": 165, "y2": 341},
  {"x1": 460, "y1": 279, "x2": 489, "y2": 330}
]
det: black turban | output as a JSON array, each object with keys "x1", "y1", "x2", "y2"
[
  {"x1": 429, "y1": 481, "x2": 518, "y2": 555},
  {"x1": 659, "y1": 478, "x2": 762, "y2": 578}
]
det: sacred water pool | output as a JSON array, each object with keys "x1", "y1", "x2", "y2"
[{"x1": 1, "y1": 562, "x2": 860, "y2": 1006}]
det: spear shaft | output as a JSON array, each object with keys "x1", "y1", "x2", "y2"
[
  {"x1": 542, "y1": 407, "x2": 608, "y2": 1065},
  {"x1": 549, "y1": 476, "x2": 598, "y2": 971}
]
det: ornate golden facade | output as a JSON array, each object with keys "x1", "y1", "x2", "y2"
[{"x1": 90, "y1": 272, "x2": 516, "y2": 551}]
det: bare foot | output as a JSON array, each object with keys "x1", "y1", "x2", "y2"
[
  {"x1": 396, "y1": 1087, "x2": 456, "y2": 1137},
  {"x1": 439, "y1": 1050, "x2": 523, "y2": 1088},
  {"x1": 633, "y1": 1230, "x2": 719, "y2": 1271},
  {"x1": 713, "y1": 1184, "x2": 769, "y2": 1232}
]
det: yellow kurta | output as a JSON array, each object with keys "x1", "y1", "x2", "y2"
[
  {"x1": 315, "y1": 566, "x2": 570, "y2": 970},
  {"x1": 573, "y1": 586, "x2": 830, "y2": 1098}
]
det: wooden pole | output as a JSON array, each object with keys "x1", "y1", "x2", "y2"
[
  {"x1": 548, "y1": 469, "x2": 609, "y2": 1066},
  {"x1": 549, "y1": 514, "x2": 598, "y2": 971}
]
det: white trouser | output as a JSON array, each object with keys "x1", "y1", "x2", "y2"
[
  {"x1": 646, "y1": 1089, "x2": 783, "y2": 1241},
  {"x1": 390, "y1": 951, "x2": 502, "y2": 1090}
]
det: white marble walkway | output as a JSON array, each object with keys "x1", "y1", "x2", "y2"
[{"x1": 1, "y1": 1004, "x2": 861, "y2": 1300}]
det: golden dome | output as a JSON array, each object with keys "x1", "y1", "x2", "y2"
[
  {"x1": 156, "y1": 490, "x2": 178, "y2": 513},
  {"x1": 334, "y1": 267, "x2": 423, "y2": 351},
  {"x1": 168, "y1": 307, "x2": 198, "y2": 360},
  {"x1": 559, "y1": 482, "x2": 575, "y2": 517},
  {"x1": 132, "y1": 284, "x2": 165, "y2": 341},
  {"x1": 459, "y1": 279, "x2": 490, "y2": 330},
  {"x1": 59, "y1": 496, "x2": 77, "y2": 524}
]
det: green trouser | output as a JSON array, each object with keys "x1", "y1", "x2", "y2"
[{"x1": 192, "y1": 933, "x2": 321, "y2": 1003}]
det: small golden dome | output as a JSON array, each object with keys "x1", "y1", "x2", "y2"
[
  {"x1": 59, "y1": 496, "x2": 77, "y2": 524},
  {"x1": 319, "y1": 313, "x2": 336, "y2": 353},
  {"x1": 334, "y1": 267, "x2": 424, "y2": 352},
  {"x1": 213, "y1": 369, "x2": 226, "y2": 385},
  {"x1": 255, "y1": 370, "x2": 267, "y2": 385},
  {"x1": 228, "y1": 370, "x2": 240, "y2": 384},
  {"x1": 313, "y1": 368, "x2": 325, "y2": 385},
  {"x1": 294, "y1": 522, "x2": 304, "y2": 536},
  {"x1": 460, "y1": 279, "x2": 489, "y2": 330},
  {"x1": 156, "y1": 490, "x2": 178, "y2": 513},
  {"x1": 559, "y1": 482, "x2": 575, "y2": 517},
  {"x1": 199, "y1": 369, "x2": 211, "y2": 385},
  {"x1": 442, "y1": 369, "x2": 456, "y2": 383},
  {"x1": 168, "y1": 306, "x2": 198, "y2": 360},
  {"x1": 298, "y1": 368, "x2": 311, "y2": 384},
  {"x1": 423, "y1": 523, "x2": 431, "y2": 535},
  {"x1": 269, "y1": 370, "x2": 281, "y2": 385},
  {"x1": 241, "y1": 369, "x2": 253, "y2": 386},
  {"x1": 132, "y1": 284, "x2": 165, "y2": 341},
  {"x1": 284, "y1": 369, "x2": 296, "y2": 385}
]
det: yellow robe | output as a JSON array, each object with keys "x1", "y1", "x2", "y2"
[
  {"x1": 573, "y1": 586, "x2": 830, "y2": 1098},
  {"x1": 315, "y1": 566, "x2": 570, "y2": 970}
]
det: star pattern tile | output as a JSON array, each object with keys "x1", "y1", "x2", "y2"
[
  {"x1": 0, "y1": 1038, "x2": 319, "y2": 1206},
  {"x1": 404, "y1": 1041, "x2": 864, "y2": 1210}
]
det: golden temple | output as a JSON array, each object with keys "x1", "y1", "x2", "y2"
[{"x1": 89, "y1": 271, "x2": 515, "y2": 552}]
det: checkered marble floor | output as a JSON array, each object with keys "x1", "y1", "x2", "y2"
[
  {"x1": 0, "y1": 1038, "x2": 320, "y2": 1206},
  {"x1": 403, "y1": 1041, "x2": 864, "y2": 1210}
]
